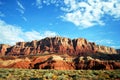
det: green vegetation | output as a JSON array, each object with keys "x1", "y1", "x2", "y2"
[{"x1": 0, "y1": 68, "x2": 120, "y2": 80}]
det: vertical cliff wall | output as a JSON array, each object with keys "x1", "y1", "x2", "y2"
[{"x1": 0, "y1": 37, "x2": 117, "y2": 56}]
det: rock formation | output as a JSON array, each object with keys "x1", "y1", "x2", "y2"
[
  {"x1": 0, "y1": 44, "x2": 10, "y2": 56},
  {"x1": 31, "y1": 55, "x2": 75, "y2": 70},
  {"x1": 117, "y1": 49, "x2": 120, "y2": 54},
  {"x1": 0, "y1": 54, "x2": 120, "y2": 70},
  {"x1": 0, "y1": 36, "x2": 118, "y2": 56}
]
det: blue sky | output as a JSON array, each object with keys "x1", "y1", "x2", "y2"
[{"x1": 0, "y1": 0, "x2": 120, "y2": 49}]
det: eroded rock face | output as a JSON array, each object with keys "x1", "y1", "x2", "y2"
[
  {"x1": 1, "y1": 55, "x2": 120, "y2": 70},
  {"x1": 73, "y1": 56, "x2": 120, "y2": 70},
  {"x1": 31, "y1": 55, "x2": 75, "y2": 70},
  {"x1": 0, "y1": 37, "x2": 117, "y2": 56},
  {"x1": 0, "y1": 44, "x2": 10, "y2": 56},
  {"x1": 96, "y1": 46, "x2": 117, "y2": 54},
  {"x1": 32, "y1": 59, "x2": 75, "y2": 70},
  {"x1": 7, "y1": 61, "x2": 31, "y2": 69},
  {"x1": 72, "y1": 38, "x2": 97, "y2": 55}
]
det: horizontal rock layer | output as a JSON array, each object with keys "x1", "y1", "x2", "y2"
[
  {"x1": 0, "y1": 54, "x2": 120, "y2": 70},
  {"x1": 0, "y1": 37, "x2": 117, "y2": 56}
]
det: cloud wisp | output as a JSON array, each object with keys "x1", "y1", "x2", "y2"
[
  {"x1": 0, "y1": 20, "x2": 57, "y2": 45},
  {"x1": 34, "y1": 0, "x2": 120, "y2": 28},
  {"x1": 22, "y1": 16, "x2": 27, "y2": 21},
  {"x1": 61, "y1": 0, "x2": 120, "y2": 28},
  {"x1": 17, "y1": 0, "x2": 25, "y2": 10},
  {"x1": 90, "y1": 39, "x2": 120, "y2": 49},
  {"x1": 95, "y1": 39, "x2": 114, "y2": 45},
  {"x1": 35, "y1": 0, "x2": 42, "y2": 9},
  {"x1": 16, "y1": 1, "x2": 27, "y2": 21},
  {"x1": 34, "y1": 0, "x2": 63, "y2": 9}
]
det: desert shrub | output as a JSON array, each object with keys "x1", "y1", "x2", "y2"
[
  {"x1": 92, "y1": 70, "x2": 99, "y2": 75},
  {"x1": 0, "y1": 68, "x2": 120, "y2": 80},
  {"x1": 29, "y1": 78, "x2": 43, "y2": 80},
  {"x1": 71, "y1": 74, "x2": 81, "y2": 80},
  {"x1": 98, "y1": 74, "x2": 110, "y2": 80},
  {"x1": 43, "y1": 72, "x2": 53, "y2": 79},
  {"x1": 57, "y1": 74, "x2": 69, "y2": 80},
  {"x1": 109, "y1": 72, "x2": 120, "y2": 79}
]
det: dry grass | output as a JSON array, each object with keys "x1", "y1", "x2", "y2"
[{"x1": 0, "y1": 68, "x2": 120, "y2": 80}]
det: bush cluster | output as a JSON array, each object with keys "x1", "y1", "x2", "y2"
[{"x1": 0, "y1": 68, "x2": 120, "y2": 80}]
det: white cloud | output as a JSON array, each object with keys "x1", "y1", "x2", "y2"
[
  {"x1": 43, "y1": 31, "x2": 58, "y2": 37},
  {"x1": 111, "y1": 46, "x2": 120, "y2": 49},
  {"x1": 0, "y1": 20, "x2": 57, "y2": 45},
  {"x1": 22, "y1": 16, "x2": 27, "y2": 21},
  {"x1": 0, "y1": 12, "x2": 5, "y2": 17},
  {"x1": 36, "y1": 0, "x2": 42, "y2": 8},
  {"x1": 34, "y1": 0, "x2": 63, "y2": 8},
  {"x1": 16, "y1": 8, "x2": 24, "y2": 14},
  {"x1": 93, "y1": 39, "x2": 120, "y2": 48},
  {"x1": 0, "y1": 20, "x2": 24, "y2": 45},
  {"x1": 33, "y1": 0, "x2": 120, "y2": 28},
  {"x1": 95, "y1": 39, "x2": 114, "y2": 45},
  {"x1": 90, "y1": 39, "x2": 120, "y2": 48},
  {"x1": 17, "y1": 1, "x2": 25, "y2": 10},
  {"x1": 16, "y1": 1, "x2": 27, "y2": 22},
  {"x1": 16, "y1": 1, "x2": 25, "y2": 14},
  {"x1": 24, "y1": 31, "x2": 43, "y2": 41},
  {"x1": 61, "y1": 0, "x2": 120, "y2": 28},
  {"x1": 24, "y1": 30, "x2": 58, "y2": 41},
  {"x1": 111, "y1": 41, "x2": 120, "y2": 49}
]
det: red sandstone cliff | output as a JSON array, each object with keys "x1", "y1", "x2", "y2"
[
  {"x1": 0, "y1": 44, "x2": 10, "y2": 56},
  {"x1": 0, "y1": 37, "x2": 117, "y2": 56},
  {"x1": 0, "y1": 54, "x2": 120, "y2": 70}
]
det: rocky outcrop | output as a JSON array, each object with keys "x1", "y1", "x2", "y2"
[
  {"x1": 72, "y1": 38, "x2": 96, "y2": 55},
  {"x1": 0, "y1": 54, "x2": 120, "y2": 70},
  {"x1": 73, "y1": 56, "x2": 120, "y2": 70},
  {"x1": 0, "y1": 44, "x2": 10, "y2": 56},
  {"x1": 0, "y1": 37, "x2": 117, "y2": 56},
  {"x1": 31, "y1": 55, "x2": 75, "y2": 70},
  {"x1": 7, "y1": 61, "x2": 31, "y2": 69},
  {"x1": 96, "y1": 45, "x2": 117, "y2": 54}
]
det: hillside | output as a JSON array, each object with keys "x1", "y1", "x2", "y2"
[
  {"x1": 0, "y1": 53, "x2": 120, "y2": 70},
  {"x1": 0, "y1": 37, "x2": 120, "y2": 70},
  {"x1": 0, "y1": 36, "x2": 117, "y2": 56}
]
